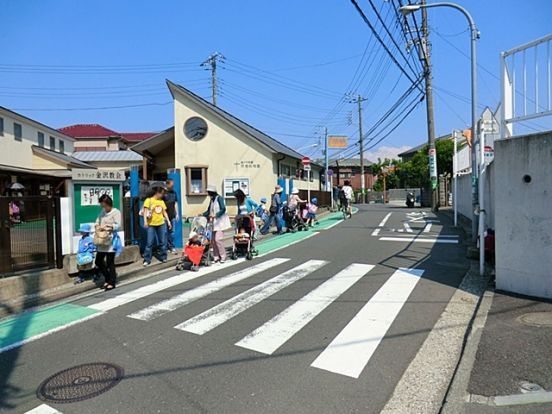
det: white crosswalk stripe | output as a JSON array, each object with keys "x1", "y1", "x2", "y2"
[
  {"x1": 127, "y1": 258, "x2": 289, "y2": 321},
  {"x1": 24, "y1": 404, "x2": 63, "y2": 414},
  {"x1": 175, "y1": 260, "x2": 328, "y2": 335},
  {"x1": 311, "y1": 268, "x2": 424, "y2": 378},
  {"x1": 235, "y1": 263, "x2": 375, "y2": 355}
]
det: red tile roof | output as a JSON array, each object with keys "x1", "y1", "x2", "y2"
[
  {"x1": 58, "y1": 124, "x2": 156, "y2": 142},
  {"x1": 120, "y1": 132, "x2": 158, "y2": 142}
]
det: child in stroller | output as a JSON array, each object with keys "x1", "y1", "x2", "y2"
[
  {"x1": 231, "y1": 215, "x2": 258, "y2": 260},
  {"x1": 176, "y1": 217, "x2": 212, "y2": 271}
]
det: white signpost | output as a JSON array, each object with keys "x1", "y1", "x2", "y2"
[{"x1": 302, "y1": 156, "x2": 311, "y2": 202}]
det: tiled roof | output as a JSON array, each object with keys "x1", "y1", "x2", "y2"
[
  {"x1": 59, "y1": 124, "x2": 119, "y2": 138},
  {"x1": 120, "y1": 132, "x2": 158, "y2": 142},
  {"x1": 328, "y1": 158, "x2": 373, "y2": 167},
  {"x1": 73, "y1": 150, "x2": 143, "y2": 162},
  {"x1": 58, "y1": 124, "x2": 157, "y2": 142}
]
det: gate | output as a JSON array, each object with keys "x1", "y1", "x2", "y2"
[{"x1": 0, "y1": 196, "x2": 62, "y2": 275}]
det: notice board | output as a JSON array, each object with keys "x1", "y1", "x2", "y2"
[{"x1": 73, "y1": 183, "x2": 121, "y2": 232}]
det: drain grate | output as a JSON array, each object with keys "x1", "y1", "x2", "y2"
[
  {"x1": 517, "y1": 312, "x2": 552, "y2": 328},
  {"x1": 37, "y1": 362, "x2": 124, "y2": 404}
]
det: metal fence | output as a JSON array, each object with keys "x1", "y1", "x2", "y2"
[
  {"x1": 123, "y1": 197, "x2": 141, "y2": 246},
  {"x1": 0, "y1": 196, "x2": 62, "y2": 275}
]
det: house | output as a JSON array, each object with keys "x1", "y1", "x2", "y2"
[
  {"x1": 0, "y1": 106, "x2": 91, "y2": 196},
  {"x1": 328, "y1": 158, "x2": 376, "y2": 190},
  {"x1": 134, "y1": 80, "x2": 324, "y2": 216},
  {"x1": 58, "y1": 123, "x2": 156, "y2": 171}
]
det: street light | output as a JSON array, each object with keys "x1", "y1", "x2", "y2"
[{"x1": 400, "y1": 2, "x2": 481, "y2": 246}]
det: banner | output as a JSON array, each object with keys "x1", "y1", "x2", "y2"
[{"x1": 328, "y1": 135, "x2": 348, "y2": 148}]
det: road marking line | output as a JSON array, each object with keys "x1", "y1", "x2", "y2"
[
  {"x1": 24, "y1": 404, "x2": 63, "y2": 414},
  {"x1": 311, "y1": 268, "x2": 424, "y2": 378},
  {"x1": 371, "y1": 213, "x2": 392, "y2": 236},
  {"x1": 403, "y1": 222, "x2": 413, "y2": 233},
  {"x1": 127, "y1": 258, "x2": 289, "y2": 321},
  {"x1": 235, "y1": 263, "x2": 374, "y2": 355},
  {"x1": 88, "y1": 258, "x2": 248, "y2": 312},
  {"x1": 423, "y1": 223, "x2": 432, "y2": 232},
  {"x1": 175, "y1": 260, "x2": 328, "y2": 335},
  {"x1": 379, "y1": 237, "x2": 459, "y2": 244}
]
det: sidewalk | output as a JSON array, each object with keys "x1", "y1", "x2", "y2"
[{"x1": 444, "y1": 290, "x2": 552, "y2": 413}]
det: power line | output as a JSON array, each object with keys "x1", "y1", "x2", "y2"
[
  {"x1": 11, "y1": 102, "x2": 173, "y2": 111},
  {"x1": 350, "y1": 0, "x2": 423, "y2": 90}
]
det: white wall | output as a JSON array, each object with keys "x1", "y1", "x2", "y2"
[
  {"x1": 494, "y1": 131, "x2": 552, "y2": 299},
  {"x1": 0, "y1": 109, "x2": 75, "y2": 169}
]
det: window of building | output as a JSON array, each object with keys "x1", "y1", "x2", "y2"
[
  {"x1": 59, "y1": 140, "x2": 65, "y2": 154},
  {"x1": 50, "y1": 136, "x2": 56, "y2": 151},
  {"x1": 0, "y1": 117, "x2": 4, "y2": 136},
  {"x1": 185, "y1": 166, "x2": 208, "y2": 195},
  {"x1": 281, "y1": 165, "x2": 291, "y2": 177},
  {"x1": 14, "y1": 123, "x2": 22, "y2": 141},
  {"x1": 38, "y1": 132, "x2": 44, "y2": 147},
  {"x1": 184, "y1": 117, "x2": 208, "y2": 141}
]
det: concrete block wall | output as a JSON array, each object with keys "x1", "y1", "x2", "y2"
[{"x1": 494, "y1": 131, "x2": 552, "y2": 299}]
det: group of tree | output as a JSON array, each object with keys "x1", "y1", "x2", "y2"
[{"x1": 370, "y1": 139, "x2": 454, "y2": 191}]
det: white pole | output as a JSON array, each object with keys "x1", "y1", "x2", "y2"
[
  {"x1": 453, "y1": 130, "x2": 458, "y2": 227},
  {"x1": 307, "y1": 169, "x2": 311, "y2": 203},
  {"x1": 330, "y1": 175, "x2": 334, "y2": 211},
  {"x1": 478, "y1": 129, "x2": 486, "y2": 276}
]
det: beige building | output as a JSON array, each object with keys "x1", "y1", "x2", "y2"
[
  {"x1": 0, "y1": 106, "x2": 91, "y2": 196},
  {"x1": 135, "y1": 81, "x2": 324, "y2": 217}
]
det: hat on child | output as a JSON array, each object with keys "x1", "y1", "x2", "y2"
[
  {"x1": 311, "y1": 197, "x2": 318, "y2": 204},
  {"x1": 79, "y1": 223, "x2": 92, "y2": 233},
  {"x1": 189, "y1": 231, "x2": 198, "y2": 239},
  {"x1": 260, "y1": 197, "x2": 267, "y2": 203}
]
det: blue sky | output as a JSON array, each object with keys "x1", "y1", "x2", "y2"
[{"x1": 1, "y1": 0, "x2": 551, "y2": 161}]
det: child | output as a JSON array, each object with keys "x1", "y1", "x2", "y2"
[
  {"x1": 255, "y1": 198, "x2": 268, "y2": 239},
  {"x1": 75, "y1": 223, "x2": 97, "y2": 284},
  {"x1": 305, "y1": 198, "x2": 319, "y2": 227},
  {"x1": 187, "y1": 231, "x2": 202, "y2": 247},
  {"x1": 234, "y1": 227, "x2": 251, "y2": 243}
]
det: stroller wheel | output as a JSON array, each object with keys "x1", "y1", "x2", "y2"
[
  {"x1": 231, "y1": 252, "x2": 238, "y2": 260},
  {"x1": 246, "y1": 251, "x2": 253, "y2": 261}
]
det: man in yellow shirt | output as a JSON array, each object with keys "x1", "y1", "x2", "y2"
[{"x1": 143, "y1": 185, "x2": 172, "y2": 266}]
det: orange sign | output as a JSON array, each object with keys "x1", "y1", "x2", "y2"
[{"x1": 328, "y1": 135, "x2": 348, "y2": 148}]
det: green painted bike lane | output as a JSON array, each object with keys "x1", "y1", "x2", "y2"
[{"x1": 0, "y1": 209, "x2": 351, "y2": 353}]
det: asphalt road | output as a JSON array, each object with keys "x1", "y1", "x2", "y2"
[{"x1": 0, "y1": 204, "x2": 469, "y2": 414}]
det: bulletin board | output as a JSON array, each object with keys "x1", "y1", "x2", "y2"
[
  {"x1": 73, "y1": 183, "x2": 121, "y2": 232},
  {"x1": 223, "y1": 178, "x2": 250, "y2": 198}
]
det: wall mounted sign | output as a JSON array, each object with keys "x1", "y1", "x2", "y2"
[
  {"x1": 223, "y1": 177, "x2": 250, "y2": 198},
  {"x1": 72, "y1": 169, "x2": 125, "y2": 182}
]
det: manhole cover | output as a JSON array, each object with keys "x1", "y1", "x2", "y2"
[
  {"x1": 37, "y1": 363, "x2": 124, "y2": 404},
  {"x1": 517, "y1": 312, "x2": 552, "y2": 327}
]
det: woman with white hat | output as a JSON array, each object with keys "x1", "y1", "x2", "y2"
[
  {"x1": 287, "y1": 188, "x2": 306, "y2": 211},
  {"x1": 203, "y1": 184, "x2": 230, "y2": 263}
]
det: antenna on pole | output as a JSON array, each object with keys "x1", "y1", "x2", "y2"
[{"x1": 201, "y1": 52, "x2": 225, "y2": 106}]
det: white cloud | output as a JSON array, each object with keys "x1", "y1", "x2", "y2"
[{"x1": 364, "y1": 145, "x2": 411, "y2": 162}]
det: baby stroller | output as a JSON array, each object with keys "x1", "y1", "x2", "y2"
[
  {"x1": 176, "y1": 216, "x2": 212, "y2": 271},
  {"x1": 231, "y1": 215, "x2": 258, "y2": 261},
  {"x1": 283, "y1": 205, "x2": 307, "y2": 233}
]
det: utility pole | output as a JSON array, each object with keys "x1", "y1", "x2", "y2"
[
  {"x1": 201, "y1": 52, "x2": 224, "y2": 106},
  {"x1": 420, "y1": 0, "x2": 438, "y2": 211},
  {"x1": 352, "y1": 95, "x2": 367, "y2": 203},
  {"x1": 324, "y1": 127, "x2": 329, "y2": 192}
]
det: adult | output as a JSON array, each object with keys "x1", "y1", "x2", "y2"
[
  {"x1": 341, "y1": 180, "x2": 354, "y2": 217},
  {"x1": 260, "y1": 185, "x2": 284, "y2": 235},
  {"x1": 163, "y1": 178, "x2": 180, "y2": 254},
  {"x1": 234, "y1": 189, "x2": 258, "y2": 236},
  {"x1": 95, "y1": 194, "x2": 121, "y2": 290},
  {"x1": 204, "y1": 184, "x2": 231, "y2": 263},
  {"x1": 287, "y1": 188, "x2": 306, "y2": 211},
  {"x1": 143, "y1": 186, "x2": 172, "y2": 266}
]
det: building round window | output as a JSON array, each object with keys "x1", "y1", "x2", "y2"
[{"x1": 184, "y1": 117, "x2": 208, "y2": 141}]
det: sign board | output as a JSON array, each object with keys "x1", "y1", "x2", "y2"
[
  {"x1": 73, "y1": 183, "x2": 121, "y2": 232},
  {"x1": 80, "y1": 186, "x2": 114, "y2": 206},
  {"x1": 484, "y1": 145, "x2": 494, "y2": 164},
  {"x1": 328, "y1": 135, "x2": 348, "y2": 148},
  {"x1": 72, "y1": 169, "x2": 125, "y2": 182},
  {"x1": 303, "y1": 165, "x2": 312, "y2": 172},
  {"x1": 223, "y1": 177, "x2": 250, "y2": 198},
  {"x1": 428, "y1": 147, "x2": 438, "y2": 190},
  {"x1": 301, "y1": 156, "x2": 311, "y2": 166},
  {"x1": 327, "y1": 168, "x2": 334, "y2": 177}
]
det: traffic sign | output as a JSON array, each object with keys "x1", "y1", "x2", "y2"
[
  {"x1": 303, "y1": 165, "x2": 312, "y2": 172},
  {"x1": 302, "y1": 156, "x2": 311, "y2": 166},
  {"x1": 327, "y1": 168, "x2": 334, "y2": 177}
]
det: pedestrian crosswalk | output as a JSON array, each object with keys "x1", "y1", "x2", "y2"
[{"x1": 88, "y1": 257, "x2": 425, "y2": 380}]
